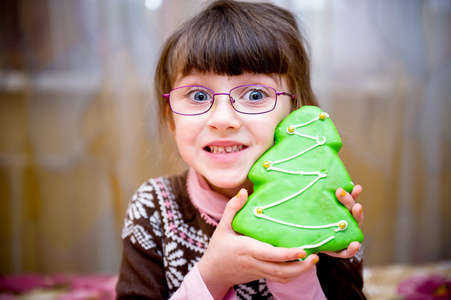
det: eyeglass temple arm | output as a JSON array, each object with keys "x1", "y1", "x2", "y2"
[{"x1": 277, "y1": 92, "x2": 295, "y2": 99}]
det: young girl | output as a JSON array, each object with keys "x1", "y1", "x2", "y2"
[{"x1": 116, "y1": 1, "x2": 365, "y2": 299}]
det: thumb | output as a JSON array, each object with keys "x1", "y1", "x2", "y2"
[{"x1": 220, "y1": 188, "x2": 248, "y2": 226}]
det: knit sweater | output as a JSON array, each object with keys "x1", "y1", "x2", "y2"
[{"x1": 116, "y1": 173, "x2": 275, "y2": 299}]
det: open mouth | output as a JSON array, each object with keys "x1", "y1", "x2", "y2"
[{"x1": 204, "y1": 145, "x2": 245, "y2": 154}]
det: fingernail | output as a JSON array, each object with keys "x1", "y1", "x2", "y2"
[
  {"x1": 341, "y1": 189, "x2": 346, "y2": 197},
  {"x1": 297, "y1": 252, "x2": 306, "y2": 259},
  {"x1": 359, "y1": 207, "x2": 363, "y2": 215},
  {"x1": 313, "y1": 257, "x2": 319, "y2": 264},
  {"x1": 236, "y1": 190, "x2": 241, "y2": 199}
]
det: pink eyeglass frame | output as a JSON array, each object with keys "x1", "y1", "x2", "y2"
[{"x1": 162, "y1": 84, "x2": 295, "y2": 116}]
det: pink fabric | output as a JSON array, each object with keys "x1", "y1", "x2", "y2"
[
  {"x1": 182, "y1": 167, "x2": 326, "y2": 299},
  {"x1": 187, "y1": 168, "x2": 229, "y2": 226},
  {"x1": 170, "y1": 265, "x2": 236, "y2": 300},
  {"x1": 267, "y1": 266, "x2": 326, "y2": 300}
]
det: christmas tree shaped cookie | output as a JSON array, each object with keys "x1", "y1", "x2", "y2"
[{"x1": 232, "y1": 106, "x2": 363, "y2": 257}]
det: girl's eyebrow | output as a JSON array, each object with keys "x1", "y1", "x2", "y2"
[
  {"x1": 238, "y1": 74, "x2": 286, "y2": 89},
  {"x1": 265, "y1": 73, "x2": 284, "y2": 85},
  {"x1": 174, "y1": 75, "x2": 207, "y2": 87},
  {"x1": 174, "y1": 72, "x2": 286, "y2": 90}
]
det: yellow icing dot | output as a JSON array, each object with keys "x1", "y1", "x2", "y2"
[
  {"x1": 339, "y1": 221, "x2": 347, "y2": 229},
  {"x1": 287, "y1": 126, "x2": 295, "y2": 133},
  {"x1": 319, "y1": 112, "x2": 327, "y2": 120},
  {"x1": 263, "y1": 161, "x2": 270, "y2": 169},
  {"x1": 256, "y1": 207, "x2": 264, "y2": 214}
]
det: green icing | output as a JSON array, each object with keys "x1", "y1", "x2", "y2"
[{"x1": 232, "y1": 106, "x2": 364, "y2": 257}]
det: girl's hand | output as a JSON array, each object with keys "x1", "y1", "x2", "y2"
[
  {"x1": 197, "y1": 189, "x2": 319, "y2": 299},
  {"x1": 321, "y1": 185, "x2": 364, "y2": 259}
]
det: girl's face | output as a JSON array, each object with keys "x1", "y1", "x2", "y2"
[{"x1": 169, "y1": 71, "x2": 292, "y2": 198}]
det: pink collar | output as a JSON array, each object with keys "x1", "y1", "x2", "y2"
[{"x1": 187, "y1": 168, "x2": 229, "y2": 226}]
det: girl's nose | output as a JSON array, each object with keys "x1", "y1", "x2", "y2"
[{"x1": 207, "y1": 95, "x2": 241, "y2": 130}]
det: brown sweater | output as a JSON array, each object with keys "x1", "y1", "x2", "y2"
[{"x1": 116, "y1": 173, "x2": 274, "y2": 299}]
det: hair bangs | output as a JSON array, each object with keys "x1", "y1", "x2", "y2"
[
  {"x1": 169, "y1": 3, "x2": 292, "y2": 78},
  {"x1": 184, "y1": 29, "x2": 288, "y2": 76}
]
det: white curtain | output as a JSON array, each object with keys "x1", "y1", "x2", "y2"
[
  {"x1": 297, "y1": 0, "x2": 451, "y2": 264},
  {"x1": 0, "y1": 0, "x2": 450, "y2": 275}
]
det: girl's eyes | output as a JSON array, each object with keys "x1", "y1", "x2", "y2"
[
  {"x1": 239, "y1": 88, "x2": 270, "y2": 102},
  {"x1": 180, "y1": 85, "x2": 272, "y2": 103},
  {"x1": 242, "y1": 90, "x2": 265, "y2": 101},
  {"x1": 186, "y1": 89, "x2": 212, "y2": 102}
]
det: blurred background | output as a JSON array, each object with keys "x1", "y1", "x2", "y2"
[{"x1": 1, "y1": 0, "x2": 450, "y2": 296}]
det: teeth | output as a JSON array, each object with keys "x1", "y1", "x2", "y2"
[{"x1": 208, "y1": 145, "x2": 244, "y2": 154}]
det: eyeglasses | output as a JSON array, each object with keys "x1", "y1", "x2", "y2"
[{"x1": 163, "y1": 85, "x2": 294, "y2": 116}]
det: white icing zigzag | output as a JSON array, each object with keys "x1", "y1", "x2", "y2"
[{"x1": 255, "y1": 112, "x2": 347, "y2": 250}]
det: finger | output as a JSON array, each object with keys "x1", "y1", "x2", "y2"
[
  {"x1": 246, "y1": 239, "x2": 306, "y2": 262},
  {"x1": 352, "y1": 203, "x2": 364, "y2": 227},
  {"x1": 336, "y1": 188, "x2": 355, "y2": 211},
  {"x1": 259, "y1": 254, "x2": 319, "y2": 282},
  {"x1": 302, "y1": 253, "x2": 320, "y2": 266},
  {"x1": 322, "y1": 241, "x2": 360, "y2": 258},
  {"x1": 220, "y1": 188, "x2": 248, "y2": 226},
  {"x1": 351, "y1": 184, "x2": 363, "y2": 200}
]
